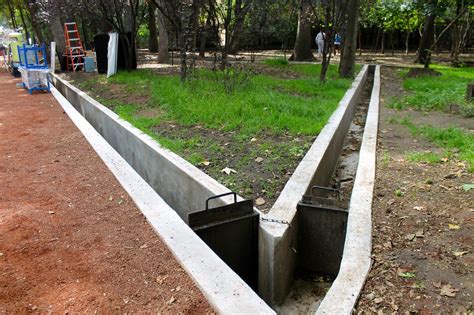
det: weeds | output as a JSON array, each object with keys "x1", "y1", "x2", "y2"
[{"x1": 389, "y1": 65, "x2": 474, "y2": 117}]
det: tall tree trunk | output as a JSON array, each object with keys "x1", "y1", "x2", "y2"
[
  {"x1": 416, "y1": 5, "x2": 436, "y2": 64},
  {"x1": 289, "y1": 0, "x2": 314, "y2": 61},
  {"x1": 6, "y1": 0, "x2": 18, "y2": 29},
  {"x1": 339, "y1": 0, "x2": 359, "y2": 78},
  {"x1": 358, "y1": 28, "x2": 362, "y2": 55},
  {"x1": 228, "y1": 0, "x2": 251, "y2": 54},
  {"x1": 381, "y1": 31, "x2": 385, "y2": 54},
  {"x1": 199, "y1": 14, "x2": 211, "y2": 58},
  {"x1": 24, "y1": 0, "x2": 44, "y2": 43},
  {"x1": 156, "y1": 1, "x2": 169, "y2": 63},
  {"x1": 372, "y1": 27, "x2": 381, "y2": 53},
  {"x1": 405, "y1": 31, "x2": 410, "y2": 55},
  {"x1": 18, "y1": 4, "x2": 30, "y2": 43},
  {"x1": 148, "y1": 5, "x2": 159, "y2": 53},
  {"x1": 50, "y1": 15, "x2": 66, "y2": 65},
  {"x1": 390, "y1": 31, "x2": 394, "y2": 55}
]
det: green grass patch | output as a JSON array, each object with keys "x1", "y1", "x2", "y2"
[
  {"x1": 398, "y1": 117, "x2": 474, "y2": 172},
  {"x1": 390, "y1": 65, "x2": 474, "y2": 117},
  {"x1": 105, "y1": 65, "x2": 353, "y2": 137},
  {"x1": 406, "y1": 151, "x2": 442, "y2": 164},
  {"x1": 264, "y1": 58, "x2": 289, "y2": 66}
]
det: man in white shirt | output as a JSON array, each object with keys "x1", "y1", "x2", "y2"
[{"x1": 315, "y1": 30, "x2": 325, "y2": 58}]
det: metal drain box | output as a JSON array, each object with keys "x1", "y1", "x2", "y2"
[
  {"x1": 297, "y1": 186, "x2": 348, "y2": 277},
  {"x1": 188, "y1": 192, "x2": 259, "y2": 290}
]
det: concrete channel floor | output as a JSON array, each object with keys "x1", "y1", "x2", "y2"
[{"x1": 0, "y1": 71, "x2": 212, "y2": 313}]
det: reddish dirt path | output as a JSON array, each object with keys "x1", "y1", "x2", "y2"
[{"x1": 0, "y1": 72, "x2": 212, "y2": 313}]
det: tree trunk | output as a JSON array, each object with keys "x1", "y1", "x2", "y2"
[
  {"x1": 405, "y1": 31, "x2": 410, "y2": 55},
  {"x1": 199, "y1": 14, "x2": 211, "y2": 58},
  {"x1": 290, "y1": 0, "x2": 314, "y2": 61},
  {"x1": 358, "y1": 28, "x2": 362, "y2": 55},
  {"x1": 416, "y1": 8, "x2": 436, "y2": 64},
  {"x1": 156, "y1": 2, "x2": 169, "y2": 63},
  {"x1": 339, "y1": 0, "x2": 359, "y2": 78},
  {"x1": 50, "y1": 15, "x2": 66, "y2": 66},
  {"x1": 319, "y1": 4, "x2": 333, "y2": 82},
  {"x1": 6, "y1": 0, "x2": 18, "y2": 29},
  {"x1": 372, "y1": 27, "x2": 381, "y2": 53},
  {"x1": 148, "y1": 5, "x2": 159, "y2": 53},
  {"x1": 18, "y1": 4, "x2": 30, "y2": 43},
  {"x1": 228, "y1": 0, "x2": 251, "y2": 54},
  {"x1": 381, "y1": 31, "x2": 385, "y2": 54},
  {"x1": 390, "y1": 31, "x2": 394, "y2": 56},
  {"x1": 24, "y1": 0, "x2": 44, "y2": 44}
]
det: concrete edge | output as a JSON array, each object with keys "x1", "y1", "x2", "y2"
[
  {"x1": 315, "y1": 65, "x2": 380, "y2": 314},
  {"x1": 50, "y1": 86, "x2": 275, "y2": 315},
  {"x1": 50, "y1": 74, "x2": 258, "y2": 216},
  {"x1": 258, "y1": 65, "x2": 370, "y2": 305}
]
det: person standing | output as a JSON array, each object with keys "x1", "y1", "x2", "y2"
[
  {"x1": 334, "y1": 33, "x2": 341, "y2": 55},
  {"x1": 315, "y1": 30, "x2": 325, "y2": 58}
]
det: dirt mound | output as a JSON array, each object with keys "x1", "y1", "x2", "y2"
[{"x1": 406, "y1": 67, "x2": 442, "y2": 78}]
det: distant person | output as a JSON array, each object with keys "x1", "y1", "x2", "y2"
[
  {"x1": 315, "y1": 30, "x2": 325, "y2": 58},
  {"x1": 334, "y1": 33, "x2": 341, "y2": 55}
]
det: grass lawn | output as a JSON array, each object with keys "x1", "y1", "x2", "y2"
[
  {"x1": 75, "y1": 62, "x2": 356, "y2": 210},
  {"x1": 390, "y1": 65, "x2": 474, "y2": 117}
]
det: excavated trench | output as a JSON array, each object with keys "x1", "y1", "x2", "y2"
[
  {"x1": 50, "y1": 65, "x2": 377, "y2": 313},
  {"x1": 277, "y1": 67, "x2": 375, "y2": 314}
]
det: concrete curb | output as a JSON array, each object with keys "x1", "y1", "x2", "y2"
[
  {"x1": 50, "y1": 85, "x2": 275, "y2": 314},
  {"x1": 259, "y1": 65, "x2": 370, "y2": 305},
  {"x1": 316, "y1": 65, "x2": 380, "y2": 314}
]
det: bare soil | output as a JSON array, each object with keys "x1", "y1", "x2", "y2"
[
  {"x1": 0, "y1": 72, "x2": 212, "y2": 313},
  {"x1": 355, "y1": 66, "x2": 474, "y2": 313}
]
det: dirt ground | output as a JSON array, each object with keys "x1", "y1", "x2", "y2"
[
  {"x1": 355, "y1": 67, "x2": 473, "y2": 313},
  {"x1": 0, "y1": 71, "x2": 212, "y2": 313}
]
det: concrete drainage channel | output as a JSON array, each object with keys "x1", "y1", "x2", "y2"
[{"x1": 50, "y1": 64, "x2": 380, "y2": 314}]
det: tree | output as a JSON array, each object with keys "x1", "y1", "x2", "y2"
[
  {"x1": 416, "y1": 0, "x2": 437, "y2": 64},
  {"x1": 290, "y1": 0, "x2": 314, "y2": 61},
  {"x1": 339, "y1": 0, "x2": 359, "y2": 78},
  {"x1": 148, "y1": 3, "x2": 159, "y2": 52}
]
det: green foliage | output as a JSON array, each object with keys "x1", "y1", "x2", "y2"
[{"x1": 390, "y1": 65, "x2": 474, "y2": 117}]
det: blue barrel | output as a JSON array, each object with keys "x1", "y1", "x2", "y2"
[{"x1": 84, "y1": 56, "x2": 95, "y2": 73}]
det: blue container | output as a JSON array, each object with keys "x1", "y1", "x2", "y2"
[{"x1": 84, "y1": 57, "x2": 95, "y2": 73}]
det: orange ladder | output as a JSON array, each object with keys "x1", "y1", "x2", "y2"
[{"x1": 64, "y1": 22, "x2": 84, "y2": 72}]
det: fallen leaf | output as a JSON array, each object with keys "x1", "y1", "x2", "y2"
[
  {"x1": 432, "y1": 281, "x2": 442, "y2": 289},
  {"x1": 140, "y1": 244, "x2": 148, "y2": 249},
  {"x1": 444, "y1": 173, "x2": 457, "y2": 179},
  {"x1": 452, "y1": 251, "x2": 469, "y2": 257},
  {"x1": 415, "y1": 230, "x2": 424, "y2": 238},
  {"x1": 448, "y1": 223, "x2": 460, "y2": 230},
  {"x1": 256, "y1": 198, "x2": 266, "y2": 206},
  {"x1": 413, "y1": 206, "x2": 425, "y2": 211},
  {"x1": 463, "y1": 184, "x2": 474, "y2": 191},
  {"x1": 440, "y1": 284, "x2": 459, "y2": 297},
  {"x1": 200, "y1": 160, "x2": 211, "y2": 166},
  {"x1": 118, "y1": 199, "x2": 124, "y2": 205},
  {"x1": 405, "y1": 233, "x2": 416, "y2": 241},
  {"x1": 48, "y1": 211, "x2": 55, "y2": 215},
  {"x1": 374, "y1": 297, "x2": 384, "y2": 304},
  {"x1": 254, "y1": 157, "x2": 264, "y2": 163},
  {"x1": 167, "y1": 296, "x2": 176, "y2": 304},
  {"x1": 221, "y1": 167, "x2": 237, "y2": 175},
  {"x1": 250, "y1": 138, "x2": 258, "y2": 142},
  {"x1": 108, "y1": 195, "x2": 113, "y2": 201}
]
